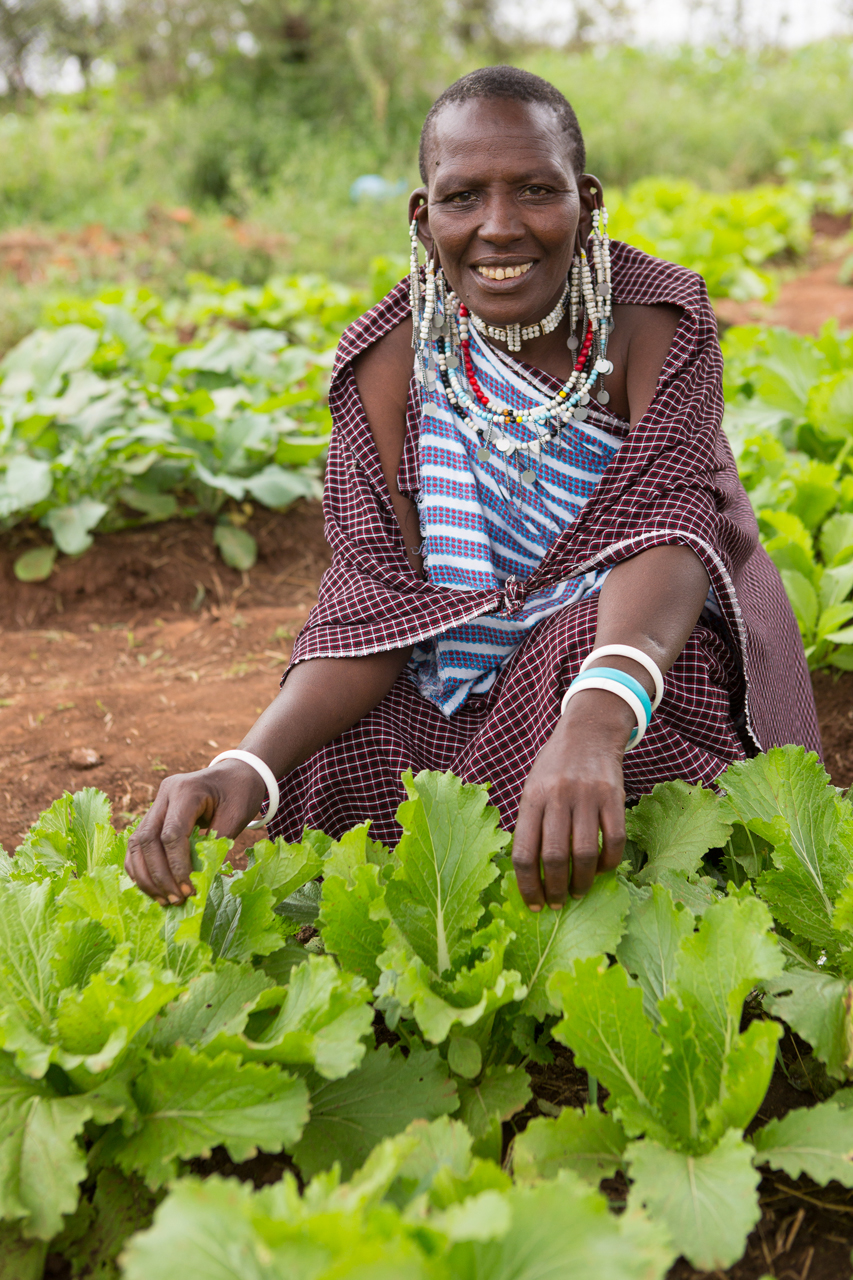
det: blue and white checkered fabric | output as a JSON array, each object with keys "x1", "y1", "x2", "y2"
[{"x1": 410, "y1": 325, "x2": 622, "y2": 716}]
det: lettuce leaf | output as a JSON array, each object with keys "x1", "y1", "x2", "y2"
[{"x1": 383, "y1": 771, "x2": 509, "y2": 977}]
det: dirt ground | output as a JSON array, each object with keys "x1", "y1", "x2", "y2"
[
  {"x1": 716, "y1": 213, "x2": 853, "y2": 334},
  {"x1": 0, "y1": 502, "x2": 330, "y2": 851}
]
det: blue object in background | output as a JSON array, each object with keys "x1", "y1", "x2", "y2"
[{"x1": 349, "y1": 174, "x2": 408, "y2": 202}]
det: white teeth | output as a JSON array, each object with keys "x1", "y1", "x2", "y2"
[{"x1": 476, "y1": 263, "x2": 532, "y2": 281}]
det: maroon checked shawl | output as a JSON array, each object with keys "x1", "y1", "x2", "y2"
[{"x1": 288, "y1": 239, "x2": 820, "y2": 761}]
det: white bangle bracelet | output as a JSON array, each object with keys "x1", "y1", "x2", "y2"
[
  {"x1": 561, "y1": 678, "x2": 648, "y2": 750},
  {"x1": 579, "y1": 644, "x2": 664, "y2": 711},
  {"x1": 208, "y1": 750, "x2": 280, "y2": 831}
]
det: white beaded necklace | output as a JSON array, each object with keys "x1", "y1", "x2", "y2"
[{"x1": 467, "y1": 281, "x2": 570, "y2": 353}]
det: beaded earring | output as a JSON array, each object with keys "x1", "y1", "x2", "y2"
[{"x1": 408, "y1": 214, "x2": 422, "y2": 349}]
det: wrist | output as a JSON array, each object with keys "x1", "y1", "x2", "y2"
[
  {"x1": 557, "y1": 688, "x2": 636, "y2": 749},
  {"x1": 207, "y1": 759, "x2": 267, "y2": 818}
]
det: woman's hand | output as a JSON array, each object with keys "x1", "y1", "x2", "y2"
[
  {"x1": 512, "y1": 689, "x2": 633, "y2": 910},
  {"x1": 125, "y1": 759, "x2": 265, "y2": 905}
]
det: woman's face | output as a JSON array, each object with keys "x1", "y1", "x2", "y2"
[{"x1": 411, "y1": 97, "x2": 598, "y2": 328}]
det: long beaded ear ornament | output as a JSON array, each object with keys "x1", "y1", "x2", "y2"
[{"x1": 412, "y1": 204, "x2": 614, "y2": 490}]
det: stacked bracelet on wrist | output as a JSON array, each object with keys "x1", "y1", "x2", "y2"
[
  {"x1": 560, "y1": 645, "x2": 664, "y2": 752},
  {"x1": 208, "y1": 749, "x2": 280, "y2": 830}
]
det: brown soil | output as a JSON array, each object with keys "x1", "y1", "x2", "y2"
[
  {"x1": 715, "y1": 224, "x2": 853, "y2": 335},
  {"x1": 0, "y1": 501, "x2": 330, "y2": 852}
]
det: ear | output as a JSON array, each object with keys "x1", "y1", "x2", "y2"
[
  {"x1": 408, "y1": 187, "x2": 435, "y2": 257},
  {"x1": 576, "y1": 175, "x2": 604, "y2": 250}
]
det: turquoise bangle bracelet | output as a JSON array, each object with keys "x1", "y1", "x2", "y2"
[{"x1": 570, "y1": 666, "x2": 653, "y2": 727}]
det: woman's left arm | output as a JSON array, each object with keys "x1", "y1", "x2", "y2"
[
  {"x1": 513, "y1": 299, "x2": 709, "y2": 909},
  {"x1": 512, "y1": 542, "x2": 710, "y2": 909}
]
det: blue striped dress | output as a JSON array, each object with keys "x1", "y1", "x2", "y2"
[{"x1": 409, "y1": 324, "x2": 623, "y2": 716}]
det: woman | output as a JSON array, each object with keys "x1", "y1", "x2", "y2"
[{"x1": 127, "y1": 66, "x2": 819, "y2": 913}]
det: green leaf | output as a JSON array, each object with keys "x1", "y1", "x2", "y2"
[
  {"x1": 291, "y1": 1044, "x2": 458, "y2": 1180},
  {"x1": 238, "y1": 833, "x2": 326, "y2": 904},
  {"x1": 318, "y1": 864, "x2": 387, "y2": 987},
  {"x1": 448, "y1": 1037, "x2": 483, "y2": 1080},
  {"x1": 118, "y1": 1176, "x2": 276, "y2": 1280},
  {"x1": 780, "y1": 568, "x2": 819, "y2": 634},
  {"x1": 55, "y1": 955, "x2": 181, "y2": 1073},
  {"x1": 668, "y1": 894, "x2": 782, "y2": 1086},
  {"x1": 59, "y1": 865, "x2": 167, "y2": 970},
  {"x1": 821, "y1": 512, "x2": 853, "y2": 567},
  {"x1": 218, "y1": 954, "x2": 373, "y2": 1080},
  {"x1": 512, "y1": 1106, "x2": 627, "y2": 1184},
  {"x1": 0, "y1": 879, "x2": 61, "y2": 1077},
  {"x1": 616, "y1": 884, "x2": 695, "y2": 1023},
  {"x1": 150, "y1": 963, "x2": 274, "y2": 1051},
  {"x1": 323, "y1": 821, "x2": 394, "y2": 884},
  {"x1": 378, "y1": 918, "x2": 525, "y2": 1045},
  {"x1": 721, "y1": 746, "x2": 853, "y2": 943},
  {"x1": 43, "y1": 500, "x2": 108, "y2": 555},
  {"x1": 763, "y1": 970, "x2": 853, "y2": 1079},
  {"x1": 548, "y1": 957, "x2": 664, "y2": 1137},
  {"x1": 243, "y1": 463, "x2": 316, "y2": 509},
  {"x1": 456, "y1": 1066, "x2": 531, "y2": 1160},
  {"x1": 107, "y1": 1045, "x2": 309, "y2": 1188},
  {"x1": 499, "y1": 870, "x2": 630, "y2": 1020},
  {"x1": 13, "y1": 546, "x2": 56, "y2": 583},
  {"x1": 52, "y1": 1167, "x2": 156, "y2": 1280},
  {"x1": 384, "y1": 771, "x2": 508, "y2": 977},
  {"x1": 447, "y1": 1169, "x2": 673, "y2": 1280},
  {"x1": 627, "y1": 780, "x2": 733, "y2": 883},
  {"x1": 626, "y1": 1130, "x2": 761, "y2": 1271},
  {"x1": 2, "y1": 324, "x2": 99, "y2": 396},
  {"x1": 121, "y1": 1172, "x2": 429, "y2": 1280},
  {"x1": 213, "y1": 524, "x2": 257, "y2": 571},
  {"x1": 752, "y1": 1098, "x2": 853, "y2": 1186},
  {"x1": 0, "y1": 1223, "x2": 47, "y2": 1280},
  {"x1": 0, "y1": 1052, "x2": 94, "y2": 1238}
]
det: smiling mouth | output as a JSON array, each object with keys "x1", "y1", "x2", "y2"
[{"x1": 474, "y1": 262, "x2": 533, "y2": 281}]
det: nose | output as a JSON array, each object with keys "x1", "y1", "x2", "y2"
[{"x1": 476, "y1": 191, "x2": 526, "y2": 246}]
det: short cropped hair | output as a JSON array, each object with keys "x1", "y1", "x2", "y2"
[{"x1": 418, "y1": 65, "x2": 586, "y2": 184}]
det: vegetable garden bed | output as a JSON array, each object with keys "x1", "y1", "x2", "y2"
[{"x1": 4, "y1": 748, "x2": 853, "y2": 1278}]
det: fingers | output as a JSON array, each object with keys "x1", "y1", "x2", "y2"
[
  {"x1": 126, "y1": 773, "x2": 217, "y2": 904},
  {"x1": 568, "y1": 803, "x2": 602, "y2": 900},
  {"x1": 512, "y1": 793, "x2": 546, "y2": 912},
  {"x1": 540, "y1": 800, "x2": 571, "y2": 910},
  {"x1": 599, "y1": 795, "x2": 627, "y2": 873},
  {"x1": 513, "y1": 787, "x2": 626, "y2": 910}
]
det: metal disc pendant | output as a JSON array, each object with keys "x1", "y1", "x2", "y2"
[
  {"x1": 495, "y1": 438, "x2": 514, "y2": 454},
  {"x1": 596, "y1": 281, "x2": 611, "y2": 297},
  {"x1": 573, "y1": 405, "x2": 588, "y2": 422},
  {"x1": 579, "y1": 392, "x2": 590, "y2": 406},
  {"x1": 445, "y1": 354, "x2": 459, "y2": 369},
  {"x1": 476, "y1": 446, "x2": 490, "y2": 462},
  {"x1": 566, "y1": 335, "x2": 579, "y2": 351},
  {"x1": 521, "y1": 469, "x2": 536, "y2": 485},
  {"x1": 595, "y1": 357, "x2": 614, "y2": 375},
  {"x1": 597, "y1": 388, "x2": 610, "y2": 405}
]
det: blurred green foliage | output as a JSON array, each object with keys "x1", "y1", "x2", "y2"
[
  {"x1": 723, "y1": 324, "x2": 853, "y2": 669},
  {"x1": 0, "y1": 273, "x2": 369, "y2": 571}
]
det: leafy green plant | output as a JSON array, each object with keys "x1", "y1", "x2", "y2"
[
  {"x1": 609, "y1": 178, "x2": 812, "y2": 301},
  {"x1": 5, "y1": 755, "x2": 853, "y2": 1275},
  {"x1": 723, "y1": 324, "x2": 853, "y2": 668},
  {"x1": 0, "y1": 274, "x2": 365, "y2": 574}
]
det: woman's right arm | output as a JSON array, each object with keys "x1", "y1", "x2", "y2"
[
  {"x1": 125, "y1": 648, "x2": 411, "y2": 904},
  {"x1": 126, "y1": 319, "x2": 418, "y2": 905}
]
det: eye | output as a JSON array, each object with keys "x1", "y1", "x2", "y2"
[
  {"x1": 447, "y1": 190, "x2": 478, "y2": 204},
  {"x1": 522, "y1": 185, "x2": 552, "y2": 196}
]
